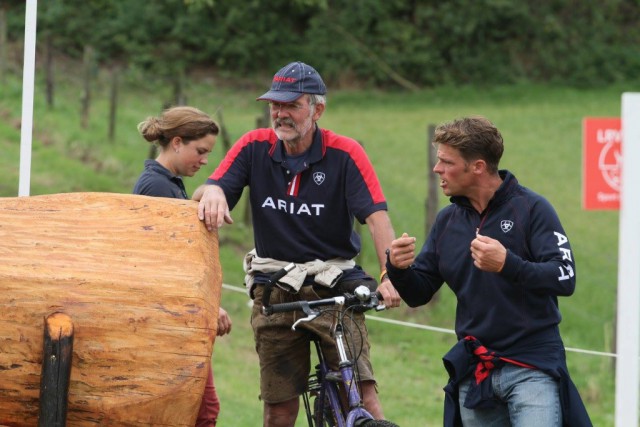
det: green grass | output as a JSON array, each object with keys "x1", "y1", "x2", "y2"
[{"x1": 1, "y1": 69, "x2": 627, "y2": 425}]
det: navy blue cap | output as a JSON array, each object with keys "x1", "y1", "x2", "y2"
[{"x1": 257, "y1": 62, "x2": 327, "y2": 103}]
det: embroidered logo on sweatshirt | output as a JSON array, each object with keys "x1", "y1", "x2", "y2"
[{"x1": 500, "y1": 220, "x2": 514, "y2": 233}]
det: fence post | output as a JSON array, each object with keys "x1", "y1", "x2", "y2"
[
  {"x1": 425, "y1": 124, "x2": 438, "y2": 238},
  {"x1": 216, "y1": 108, "x2": 232, "y2": 153}
]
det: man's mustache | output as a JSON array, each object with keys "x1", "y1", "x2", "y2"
[{"x1": 275, "y1": 118, "x2": 296, "y2": 128}]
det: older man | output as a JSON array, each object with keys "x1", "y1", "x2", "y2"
[{"x1": 194, "y1": 62, "x2": 400, "y2": 427}]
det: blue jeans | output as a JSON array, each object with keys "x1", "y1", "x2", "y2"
[{"x1": 458, "y1": 364, "x2": 562, "y2": 427}]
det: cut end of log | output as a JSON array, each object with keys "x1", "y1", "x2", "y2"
[{"x1": 46, "y1": 312, "x2": 74, "y2": 338}]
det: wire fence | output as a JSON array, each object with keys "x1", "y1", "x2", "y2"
[{"x1": 222, "y1": 283, "x2": 616, "y2": 359}]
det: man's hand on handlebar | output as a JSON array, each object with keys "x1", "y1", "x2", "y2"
[{"x1": 377, "y1": 280, "x2": 401, "y2": 308}]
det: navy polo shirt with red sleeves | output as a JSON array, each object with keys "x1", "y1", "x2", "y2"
[{"x1": 206, "y1": 126, "x2": 387, "y2": 279}]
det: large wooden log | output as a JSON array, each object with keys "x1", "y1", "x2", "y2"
[{"x1": 0, "y1": 193, "x2": 222, "y2": 426}]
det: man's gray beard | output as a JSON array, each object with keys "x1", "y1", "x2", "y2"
[{"x1": 275, "y1": 118, "x2": 313, "y2": 147}]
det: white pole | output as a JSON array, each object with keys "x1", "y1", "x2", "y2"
[
  {"x1": 615, "y1": 92, "x2": 640, "y2": 426},
  {"x1": 18, "y1": 0, "x2": 38, "y2": 197}
]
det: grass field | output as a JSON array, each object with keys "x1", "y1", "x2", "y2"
[{"x1": 1, "y1": 68, "x2": 630, "y2": 425}]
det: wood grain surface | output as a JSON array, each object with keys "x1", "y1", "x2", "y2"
[{"x1": 0, "y1": 192, "x2": 222, "y2": 426}]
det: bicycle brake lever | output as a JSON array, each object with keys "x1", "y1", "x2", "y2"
[
  {"x1": 292, "y1": 312, "x2": 320, "y2": 330},
  {"x1": 291, "y1": 301, "x2": 320, "y2": 330},
  {"x1": 364, "y1": 292, "x2": 386, "y2": 312}
]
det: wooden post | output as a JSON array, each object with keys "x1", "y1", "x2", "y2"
[
  {"x1": 172, "y1": 67, "x2": 187, "y2": 106},
  {"x1": 216, "y1": 108, "x2": 232, "y2": 153},
  {"x1": 108, "y1": 66, "x2": 119, "y2": 142},
  {"x1": 80, "y1": 45, "x2": 93, "y2": 129},
  {"x1": 425, "y1": 125, "x2": 440, "y2": 303},
  {"x1": 44, "y1": 31, "x2": 54, "y2": 109},
  {"x1": 39, "y1": 312, "x2": 74, "y2": 427},
  {"x1": 425, "y1": 124, "x2": 439, "y2": 237}
]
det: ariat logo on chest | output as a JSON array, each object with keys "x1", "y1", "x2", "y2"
[
  {"x1": 500, "y1": 220, "x2": 514, "y2": 233},
  {"x1": 313, "y1": 172, "x2": 325, "y2": 185},
  {"x1": 261, "y1": 197, "x2": 325, "y2": 216}
]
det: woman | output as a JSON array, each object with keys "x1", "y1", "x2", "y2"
[{"x1": 133, "y1": 106, "x2": 231, "y2": 426}]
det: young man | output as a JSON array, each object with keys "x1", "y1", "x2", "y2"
[
  {"x1": 194, "y1": 62, "x2": 401, "y2": 427},
  {"x1": 386, "y1": 116, "x2": 591, "y2": 426}
]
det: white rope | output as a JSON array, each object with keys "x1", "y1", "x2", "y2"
[{"x1": 221, "y1": 283, "x2": 617, "y2": 359}]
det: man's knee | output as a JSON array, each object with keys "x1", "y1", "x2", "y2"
[{"x1": 264, "y1": 398, "x2": 299, "y2": 427}]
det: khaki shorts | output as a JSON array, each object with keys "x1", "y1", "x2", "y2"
[{"x1": 251, "y1": 280, "x2": 376, "y2": 404}]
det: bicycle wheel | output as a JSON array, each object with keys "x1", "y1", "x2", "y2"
[
  {"x1": 313, "y1": 394, "x2": 337, "y2": 427},
  {"x1": 356, "y1": 419, "x2": 400, "y2": 427}
]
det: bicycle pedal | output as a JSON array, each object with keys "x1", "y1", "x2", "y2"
[{"x1": 325, "y1": 371, "x2": 342, "y2": 382}]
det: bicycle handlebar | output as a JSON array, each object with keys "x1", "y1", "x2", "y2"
[
  {"x1": 267, "y1": 296, "x2": 347, "y2": 314},
  {"x1": 260, "y1": 263, "x2": 296, "y2": 316}
]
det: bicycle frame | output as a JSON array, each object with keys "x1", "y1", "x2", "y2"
[
  {"x1": 261, "y1": 267, "x2": 383, "y2": 427},
  {"x1": 312, "y1": 324, "x2": 375, "y2": 427}
]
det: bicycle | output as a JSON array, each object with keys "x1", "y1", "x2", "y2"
[{"x1": 261, "y1": 263, "x2": 400, "y2": 427}]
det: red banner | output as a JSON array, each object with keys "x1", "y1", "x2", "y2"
[{"x1": 582, "y1": 117, "x2": 622, "y2": 210}]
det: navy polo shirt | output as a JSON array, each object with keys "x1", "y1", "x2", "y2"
[
  {"x1": 133, "y1": 159, "x2": 188, "y2": 199},
  {"x1": 207, "y1": 126, "x2": 387, "y2": 267}
]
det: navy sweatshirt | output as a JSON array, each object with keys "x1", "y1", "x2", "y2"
[{"x1": 387, "y1": 170, "x2": 575, "y2": 351}]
